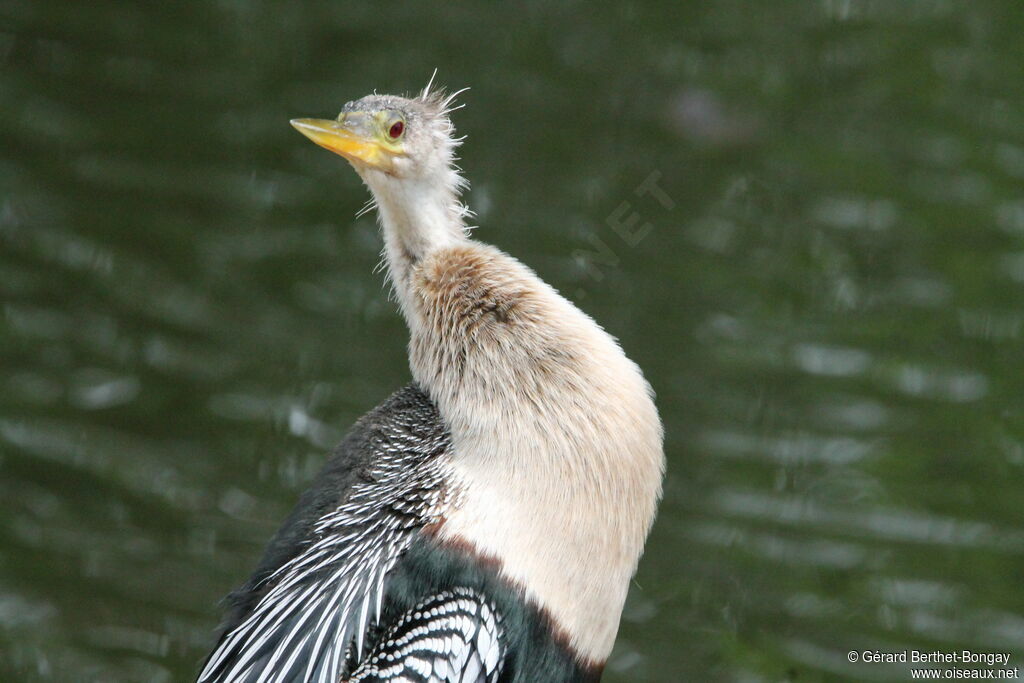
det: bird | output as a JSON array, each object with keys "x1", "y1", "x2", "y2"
[{"x1": 198, "y1": 78, "x2": 665, "y2": 683}]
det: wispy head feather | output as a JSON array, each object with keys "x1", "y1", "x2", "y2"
[{"x1": 418, "y1": 72, "x2": 470, "y2": 121}]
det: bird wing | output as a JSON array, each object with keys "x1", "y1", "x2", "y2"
[
  {"x1": 348, "y1": 587, "x2": 504, "y2": 683},
  {"x1": 198, "y1": 385, "x2": 461, "y2": 683}
]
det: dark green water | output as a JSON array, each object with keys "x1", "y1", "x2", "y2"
[{"x1": 3, "y1": 1, "x2": 1024, "y2": 681}]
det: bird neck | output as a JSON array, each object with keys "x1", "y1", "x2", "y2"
[
  {"x1": 364, "y1": 170, "x2": 469, "y2": 326},
  {"x1": 402, "y1": 241, "x2": 666, "y2": 665}
]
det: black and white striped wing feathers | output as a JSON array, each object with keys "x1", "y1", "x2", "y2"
[
  {"x1": 350, "y1": 587, "x2": 504, "y2": 683},
  {"x1": 198, "y1": 419, "x2": 452, "y2": 683}
]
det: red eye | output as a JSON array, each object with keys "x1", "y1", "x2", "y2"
[{"x1": 388, "y1": 121, "x2": 404, "y2": 138}]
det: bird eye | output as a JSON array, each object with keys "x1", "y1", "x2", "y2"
[{"x1": 388, "y1": 120, "x2": 404, "y2": 139}]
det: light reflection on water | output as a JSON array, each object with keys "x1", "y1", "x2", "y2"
[{"x1": 2, "y1": 1, "x2": 1023, "y2": 681}]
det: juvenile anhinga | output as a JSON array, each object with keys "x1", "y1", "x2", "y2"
[{"x1": 199, "y1": 81, "x2": 664, "y2": 683}]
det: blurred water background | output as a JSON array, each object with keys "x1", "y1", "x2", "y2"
[{"x1": 2, "y1": 1, "x2": 1024, "y2": 680}]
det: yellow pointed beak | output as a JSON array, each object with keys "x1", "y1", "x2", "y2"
[{"x1": 290, "y1": 118, "x2": 386, "y2": 168}]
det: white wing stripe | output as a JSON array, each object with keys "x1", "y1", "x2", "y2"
[{"x1": 199, "y1": 413, "x2": 454, "y2": 683}]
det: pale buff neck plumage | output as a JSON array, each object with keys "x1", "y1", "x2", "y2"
[
  {"x1": 355, "y1": 125, "x2": 664, "y2": 667},
  {"x1": 363, "y1": 169, "x2": 469, "y2": 326}
]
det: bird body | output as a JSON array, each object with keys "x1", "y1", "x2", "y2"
[{"x1": 200, "y1": 83, "x2": 664, "y2": 682}]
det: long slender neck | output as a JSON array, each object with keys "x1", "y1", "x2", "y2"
[{"x1": 362, "y1": 169, "x2": 468, "y2": 328}]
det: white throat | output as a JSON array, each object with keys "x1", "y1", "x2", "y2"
[{"x1": 360, "y1": 167, "x2": 468, "y2": 327}]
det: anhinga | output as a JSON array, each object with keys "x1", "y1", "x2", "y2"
[{"x1": 198, "y1": 81, "x2": 664, "y2": 683}]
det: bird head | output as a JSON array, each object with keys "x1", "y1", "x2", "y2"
[
  {"x1": 290, "y1": 82, "x2": 473, "y2": 290},
  {"x1": 290, "y1": 90, "x2": 463, "y2": 182}
]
